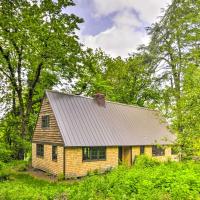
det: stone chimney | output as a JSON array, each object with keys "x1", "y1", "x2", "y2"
[{"x1": 94, "y1": 93, "x2": 105, "y2": 107}]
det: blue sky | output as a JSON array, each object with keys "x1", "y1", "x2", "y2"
[{"x1": 67, "y1": 0, "x2": 171, "y2": 57}]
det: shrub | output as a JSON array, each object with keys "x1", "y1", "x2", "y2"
[
  {"x1": 0, "y1": 169, "x2": 12, "y2": 182},
  {"x1": 86, "y1": 170, "x2": 93, "y2": 176},
  {"x1": 57, "y1": 173, "x2": 65, "y2": 181},
  {"x1": 0, "y1": 144, "x2": 13, "y2": 163},
  {"x1": 16, "y1": 162, "x2": 28, "y2": 172},
  {"x1": 104, "y1": 166, "x2": 113, "y2": 173},
  {"x1": 5, "y1": 160, "x2": 29, "y2": 172},
  {"x1": 93, "y1": 169, "x2": 100, "y2": 175},
  {"x1": 134, "y1": 155, "x2": 160, "y2": 168},
  {"x1": 0, "y1": 161, "x2": 5, "y2": 170}
]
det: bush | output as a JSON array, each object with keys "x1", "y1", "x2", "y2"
[
  {"x1": 15, "y1": 162, "x2": 28, "y2": 172},
  {"x1": 57, "y1": 173, "x2": 65, "y2": 181},
  {"x1": 0, "y1": 161, "x2": 5, "y2": 170},
  {"x1": 0, "y1": 169, "x2": 12, "y2": 182},
  {"x1": 0, "y1": 160, "x2": 28, "y2": 182},
  {"x1": 134, "y1": 155, "x2": 160, "y2": 168},
  {"x1": 0, "y1": 144, "x2": 13, "y2": 163},
  {"x1": 4, "y1": 160, "x2": 29, "y2": 171}
]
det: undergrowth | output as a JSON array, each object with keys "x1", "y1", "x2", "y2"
[{"x1": 0, "y1": 156, "x2": 199, "y2": 200}]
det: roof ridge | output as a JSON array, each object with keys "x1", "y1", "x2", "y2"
[{"x1": 45, "y1": 90, "x2": 157, "y2": 112}]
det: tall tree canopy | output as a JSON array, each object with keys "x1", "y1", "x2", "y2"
[
  {"x1": 148, "y1": 0, "x2": 200, "y2": 157},
  {"x1": 74, "y1": 48, "x2": 159, "y2": 108},
  {"x1": 0, "y1": 0, "x2": 83, "y2": 158}
]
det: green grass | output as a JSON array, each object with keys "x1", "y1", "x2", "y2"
[
  {"x1": 0, "y1": 161, "x2": 69, "y2": 200},
  {"x1": 0, "y1": 173, "x2": 68, "y2": 200},
  {"x1": 0, "y1": 157, "x2": 200, "y2": 200}
]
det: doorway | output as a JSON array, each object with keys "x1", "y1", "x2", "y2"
[
  {"x1": 118, "y1": 146, "x2": 122, "y2": 163},
  {"x1": 118, "y1": 146, "x2": 132, "y2": 166}
]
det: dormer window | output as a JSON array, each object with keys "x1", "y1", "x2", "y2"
[{"x1": 41, "y1": 115, "x2": 50, "y2": 128}]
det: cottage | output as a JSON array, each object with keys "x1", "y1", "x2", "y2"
[{"x1": 32, "y1": 90, "x2": 176, "y2": 177}]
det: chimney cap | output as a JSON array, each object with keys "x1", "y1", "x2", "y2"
[{"x1": 94, "y1": 93, "x2": 105, "y2": 107}]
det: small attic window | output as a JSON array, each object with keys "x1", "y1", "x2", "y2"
[{"x1": 41, "y1": 115, "x2": 50, "y2": 128}]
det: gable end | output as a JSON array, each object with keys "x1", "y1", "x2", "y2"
[{"x1": 32, "y1": 97, "x2": 64, "y2": 145}]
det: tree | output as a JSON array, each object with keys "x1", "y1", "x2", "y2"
[
  {"x1": 0, "y1": 0, "x2": 83, "y2": 159},
  {"x1": 147, "y1": 0, "x2": 200, "y2": 157},
  {"x1": 180, "y1": 66, "x2": 200, "y2": 157},
  {"x1": 73, "y1": 48, "x2": 158, "y2": 108}
]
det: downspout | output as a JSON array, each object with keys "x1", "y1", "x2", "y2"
[{"x1": 63, "y1": 146, "x2": 66, "y2": 178}]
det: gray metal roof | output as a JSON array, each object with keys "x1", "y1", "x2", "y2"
[{"x1": 46, "y1": 90, "x2": 176, "y2": 147}]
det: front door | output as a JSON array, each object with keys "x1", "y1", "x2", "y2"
[{"x1": 120, "y1": 146, "x2": 132, "y2": 166}]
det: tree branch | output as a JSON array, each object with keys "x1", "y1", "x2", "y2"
[
  {"x1": 0, "y1": 45, "x2": 18, "y2": 91},
  {"x1": 25, "y1": 62, "x2": 43, "y2": 117}
]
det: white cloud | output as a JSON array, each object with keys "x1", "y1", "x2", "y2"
[
  {"x1": 113, "y1": 10, "x2": 141, "y2": 27},
  {"x1": 81, "y1": 16, "x2": 148, "y2": 57},
  {"x1": 92, "y1": 0, "x2": 171, "y2": 24},
  {"x1": 79, "y1": 0, "x2": 171, "y2": 57}
]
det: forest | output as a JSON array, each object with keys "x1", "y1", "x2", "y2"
[{"x1": 0, "y1": 0, "x2": 200, "y2": 199}]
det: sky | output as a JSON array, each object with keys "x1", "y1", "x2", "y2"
[{"x1": 67, "y1": 0, "x2": 172, "y2": 58}]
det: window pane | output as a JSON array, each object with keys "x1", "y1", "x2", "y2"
[
  {"x1": 36, "y1": 144, "x2": 44, "y2": 157},
  {"x1": 98, "y1": 147, "x2": 106, "y2": 159},
  {"x1": 152, "y1": 146, "x2": 165, "y2": 156},
  {"x1": 52, "y1": 145, "x2": 57, "y2": 161},
  {"x1": 140, "y1": 146, "x2": 145, "y2": 155},
  {"x1": 83, "y1": 147, "x2": 90, "y2": 160},
  {"x1": 91, "y1": 147, "x2": 98, "y2": 159},
  {"x1": 82, "y1": 147, "x2": 106, "y2": 161},
  {"x1": 172, "y1": 146, "x2": 178, "y2": 155},
  {"x1": 42, "y1": 115, "x2": 49, "y2": 128}
]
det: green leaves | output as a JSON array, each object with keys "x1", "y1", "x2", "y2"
[
  {"x1": 147, "y1": 0, "x2": 200, "y2": 157},
  {"x1": 67, "y1": 160, "x2": 200, "y2": 200},
  {"x1": 73, "y1": 48, "x2": 158, "y2": 108},
  {"x1": 0, "y1": 0, "x2": 83, "y2": 158}
]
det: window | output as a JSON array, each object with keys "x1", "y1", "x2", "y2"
[
  {"x1": 83, "y1": 147, "x2": 106, "y2": 161},
  {"x1": 41, "y1": 115, "x2": 49, "y2": 128},
  {"x1": 171, "y1": 146, "x2": 178, "y2": 155},
  {"x1": 140, "y1": 146, "x2": 145, "y2": 155},
  {"x1": 36, "y1": 144, "x2": 44, "y2": 157},
  {"x1": 152, "y1": 146, "x2": 165, "y2": 156},
  {"x1": 52, "y1": 145, "x2": 57, "y2": 161}
]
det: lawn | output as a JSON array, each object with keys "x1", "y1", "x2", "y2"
[{"x1": 0, "y1": 157, "x2": 200, "y2": 200}]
